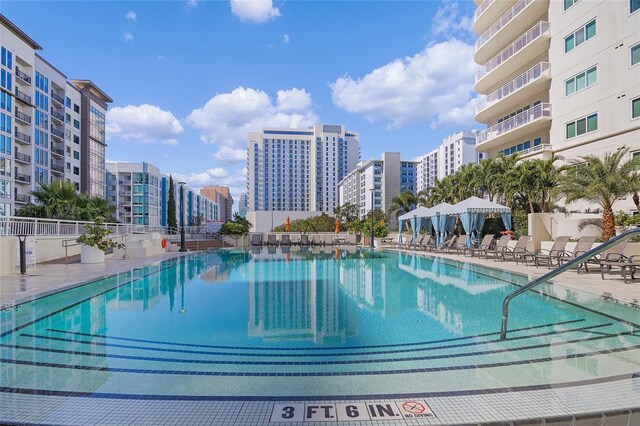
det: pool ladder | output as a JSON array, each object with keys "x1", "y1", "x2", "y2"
[{"x1": 500, "y1": 228, "x2": 640, "y2": 340}]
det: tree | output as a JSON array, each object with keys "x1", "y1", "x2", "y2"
[
  {"x1": 560, "y1": 147, "x2": 640, "y2": 240},
  {"x1": 388, "y1": 190, "x2": 417, "y2": 220},
  {"x1": 167, "y1": 175, "x2": 177, "y2": 232},
  {"x1": 333, "y1": 203, "x2": 359, "y2": 223},
  {"x1": 219, "y1": 213, "x2": 251, "y2": 235}
]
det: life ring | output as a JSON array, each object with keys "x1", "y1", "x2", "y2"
[{"x1": 161, "y1": 239, "x2": 167, "y2": 248}]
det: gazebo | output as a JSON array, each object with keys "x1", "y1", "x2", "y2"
[
  {"x1": 397, "y1": 203, "x2": 453, "y2": 244},
  {"x1": 438, "y1": 196, "x2": 512, "y2": 246}
]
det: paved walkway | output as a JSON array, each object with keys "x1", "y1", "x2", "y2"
[{"x1": 0, "y1": 251, "x2": 187, "y2": 308}]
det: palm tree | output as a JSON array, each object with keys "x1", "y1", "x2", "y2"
[
  {"x1": 30, "y1": 180, "x2": 81, "y2": 220},
  {"x1": 560, "y1": 147, "x2": 640, "y2": 240},
  {"x1": 388, "y1": 190, "x2": 417, "y2": 220}
]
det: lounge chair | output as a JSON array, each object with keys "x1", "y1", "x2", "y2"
[
  {"x1": 481, "y1": 235, "x2": 511, "y2": 259},
  {"x1": 280, "y1": 234, "x2": 291, "y2": 246},
  {"x1": 299, "y1": 234, "x2": 310, "y2": 246},
  {"x1": 435, "y1": 235, "x2": 458, "y2": 253},
  {"x1": 557, "y1": 236, "x2": 597, "y2": 267},
  {"x1": 598, "y1": 254, "x2": 640, "y2": 283},
  {"x1": 408, "y1": 234, "x2": 426, "y2": 250},
  {"x1": 527, "y1": 236, "x2": 570, "y2": 268},
  {"x1": 266, "y1": 234, "x2": 278, "y2": 246},
  {"x1": 418, "y1": 235, "x2": 436, "y2": 251},
  {"x1": 250, "y1": 233, "x2": 263, "y2": 247},
  {"x1": 493, "y1": 235, "x2": 531, "y2": 263},
  {"x1": 464, "y1": 234, "x2": 495, "y2": 257},
  {"x1": 581, "y1": 239, "x2": 629, "y2": 273}
]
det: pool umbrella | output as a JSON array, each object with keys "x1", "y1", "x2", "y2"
[
  {"x1": 285, "y1": 215, "x2": 291, "y2": 232},
  {"x1": 335, "y1": 219, "x2": 340, "y2": 234}
]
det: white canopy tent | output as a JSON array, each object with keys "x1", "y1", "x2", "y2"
[{"x1": 438, "y1": 197, "x2": 512, "y2": 246}]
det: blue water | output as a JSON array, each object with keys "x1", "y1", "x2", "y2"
[{"x1": 1, "y1": 247, "x2": 638, "y2": 398}]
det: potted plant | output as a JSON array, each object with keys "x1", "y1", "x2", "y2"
[{"x1": 77, "y1": 217, "x2": 124, "y2": 264}]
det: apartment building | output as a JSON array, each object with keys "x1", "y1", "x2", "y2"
[
  {"x1": 247, "y1": 124, "x2": 360, "y2": 230},
  {"x1": 338, "y1": 152, "x2": 417, "y2": 219},
  {"x1": 0, "y1": 15, "x2": 112, "y2": 217},
  {"x1": 159, "y1": 176, "x2": 219, "y2": 228},
  {"x1": 238, "y1": 192, "x2": 248, "y2": 218},
  {"x1": 200, "y1": 186, "x2": 233, "y2": 222},
  {"x1": 473, "y1": 0, "x2": 640, "y2": 163},
  {"x1": 106, "y1": 162, "x2": 162, "y2": 227},
  {"x1": 415, "y1": 131, "x2": 485, "y2": 193}
]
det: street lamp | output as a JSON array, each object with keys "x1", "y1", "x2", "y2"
[
  {"x1": 369, "y1": 188, "x2": 375, "y2": 249},
  {"x1": 178, "y1": 181, "x2": 187, "y2": 252}
]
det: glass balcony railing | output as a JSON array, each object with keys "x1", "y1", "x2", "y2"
[
  {"x1": 477, "y1": 102, "x2": 551, "y2": 145},
  {"x1": 476, "y1": 62, "x2": 550, "y2": 115},
  {"x1": 474, "y1": 0, "x2": 495, "y2": 22},
  {"x1": 476, "y1": 21, "x2": 550, "y2": 82},
  {"x1": 51, "y1": 125, "x2": 65, "y2": 139},
  {"x1": 476, "y1": 0, "x2": 533, "y2": 51}
]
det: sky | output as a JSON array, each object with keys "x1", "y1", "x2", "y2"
[{"x1": 2, "y1": 0, "x2": 481, "y2": 204}]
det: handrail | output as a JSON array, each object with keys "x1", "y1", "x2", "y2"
[{"x1": 500, "y1": 228, "x2": 640, "y2": 340}]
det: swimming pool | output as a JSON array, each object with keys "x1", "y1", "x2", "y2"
[{"x1": 1, "y1": 247, "x2": 639, "y2": 422}]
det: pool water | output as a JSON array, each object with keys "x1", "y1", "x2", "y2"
[{"x1": 1, "y1": 247, "x2": 638, "y2": 400}]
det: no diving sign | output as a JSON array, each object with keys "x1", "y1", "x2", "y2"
[{"x1": 269, "y1": 400, "x2": 435, "y2": 422}]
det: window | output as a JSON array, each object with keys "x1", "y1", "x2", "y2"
[
  {"x1": 632, "y1": 0, "x2": 640, "y2": 13},
  {"x1": 565, "y1": 66, "x2": 597, "y2": 96},
  {"x1": 633, "y1": 97, "x2": 640, "y2": 119},
  {"x1": 632, "y1": 43, "x2": 640, "y2": 66},
  {"x1": 566, "y1": 113, "x2": 598, "y2": 139},
  {"x1": 73, "y1": 166, "x2": 79, "y2": 175},
  {"x1": 564, "y1": 0, "x2": 580, "y2": 10},
  {"x1": 565, "y1": 19, "x2": 596, "y2": 53},
  {"x1": 73, "y1": 135, "x2": 80, "y2": 144},
  {"x1": 73, "y1": 104, "x2": 80, "y2": 113},
  {"x1": 65, "y1": 97, "x2": 71, "y2": 108},
  {"x1": 73, "y1": 119, "x2": 80, "y2": 129},
  {"x1": 65, "y1": 113, "x2": 71, "y2": 124}
]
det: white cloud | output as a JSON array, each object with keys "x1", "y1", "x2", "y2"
[
  {"x1": 171, "y1": 167, "x2": 248, "y2": 203},
  {"x1": 329, "y1": 39, "x2": 478, "y2": 128},
  {"x1": 186, "y1": 0, "x2": 199, "y2": 8},
  {"x1": 123, "y1": 32, "x2": 134, "y2": 43},
  {"x1": 186, "y1": 86, "x2": 318, "y2": 147},
  {"x1": 157, "y1": 55, "x2": 166, "y2": 60},
  {"x1": 106, "y1": 104, "x2": 184, "y2": 144},
  {"x1": 431, "y1": 1, "x2": 474, "y2": 39},
  {"x1": 230, "y1": 0, "x2": 280, "y2": 23},
  {"x1": 214, "y1": 146, "x2": 247, "y2": 163},
  {"x1": 283, "y1": 34, "x2": 290, "y2": 44},
  {"x1": 276, "y1": 88, "x2": 311, "y2": 112},
  {"x1": 125, "y1": 10, "x2": 137, "y2": 21}
]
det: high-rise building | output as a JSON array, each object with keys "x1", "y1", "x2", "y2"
[
  {"x1": 238, "y1": 192, "x2": 248, "y2": 218},
  {"x1": 159, "y1": 177, "x2": 219, "y2": 228},
  {"x1": 473, "y1": 0, "x2": 640, "y2": 162},
  {"x1": 247, "y1": 124, "x2": 360, "y2": 215},
  {"x1": 0, "y1": 15, "x2": 112, "y2": 217},
  {"x1": 106, "y1": 162, "x2": 162, "y2": 226},
  {"x1": 415, "y1": 131, "x2": 485, "y2": 193},
  {"x1": 338, "y1": 152, "x2": 417, "y2": 220},
  {"x1": 200, "y1": 186, "x2": 233, "y2": 222}
]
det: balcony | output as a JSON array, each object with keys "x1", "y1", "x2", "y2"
[
  {"x1": 15, "y1": 88, "x2": 32, "y2": 105},
  {"x1": 50, "y1": 125, "x2": 65, "y2": 140},
  {"x1": 476, "y1": 102, "x2": 551, "y2": 151},
  {"x1": 50, "y1": 107, "x2": 64, "y2": 123},
  {"x1": 15, "y1": 193, "x2": 30, "y2": 204},
  {"x1": 475, "y1": 62, "x2": 551, "y2": 122},
  {"x1": 51, "y1": 144, "x2": 65, "y2": 158},
  {"x1": 14, "y1": 107, "x2": 32, "y2": 124},
  {"x1": 15, "y1": 67, "x2": 32, "y2": 85},
  {"x1": 14, "y1": 128, "x2": 31, "y2": 145},
  {"x1": 51, "y1": 91, "x2": 65, "y2": 106},
  {"x1": 15, "y1": 172, "x2": 31, "y2": 184},
  {"x1": 14, "y1": 151, "x2": 31, "y2": 164},
  {"x1": 519, "y1": 143, "x2": 553, "y2": 159},
  {"x1": 474, "y1": 0, "x2": 517, "y2": 34},
  {"x1": 475, "y1": 0, "x2": 548, "y2": 64},
  {"x1": 475, "y1": 21, "x2": 550, "y2": 94},
  {"x1": 51, "y1": 161, "x2": 64, "y2": 174}
]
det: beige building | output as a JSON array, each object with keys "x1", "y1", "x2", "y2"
[
  {"x1": 200, "y1": 186, "x2": 233, "y2": 222},
  {"x1": 473, "y1": 0, "x2": 640, "y2": 170}
]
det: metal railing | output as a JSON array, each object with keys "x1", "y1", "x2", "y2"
[
  {"x1": 15, "y1": 88, "x2": 32, "y2": 104},
  {"x1": 50, "y1": 91, "x2": 65, "y2": 105},
  {"x1": 476, "y1": 21, "x2": 550, "y2": 82},
  {"x1": 474, "y1": 0, "x2": 495, "y2": 22},
  {"x1": 14, "y1": 172, "x2": 31, "y2": 184},
  {"x1": 14, "y1": 151, "x2": 31, "y2": 164},
  {"x1": 476, "y1": 0, "x2": 533, "y2": 51},
  {"x1": 500, "y1": 228, "x2": 640, "y2": 340},
  {"x1": 15, "y1": 193, "x2": 30, "y2": 203},
  {"x1": 15, "y1": 67, "x2": 31, "y2": 84},
  {"x1": 50, "y1": 125, "x2": 65, "y2": 139},
  {"x1": 477, "y1": 103, "x2": 551, "y2": 145},
  {"x1": 0, "y1": 216, "x2": 170, "y2": 237},
  {"x1": 14, "y1": 128, "x2": 31, "y2": 144},
  {"x1": 476, "y1": 62, "x2": 550, "y2": 115},
  {"x1": 15, "y1": 107, "x2": 31, "y2": 124},
  {"x1": 50, "y1": 107, "x2": 64, "y2": 121}
]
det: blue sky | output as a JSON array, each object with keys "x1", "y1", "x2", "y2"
[{"x1": 3, "y1": 0, "x2": 480, "y2": 201}]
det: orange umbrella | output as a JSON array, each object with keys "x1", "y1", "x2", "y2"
[
  {"x1": 285, "y1": 215, "x2": 291, "y2": 232},
  {"x1": 335, "y1": 219, "x2": 340, "y2": 234}
]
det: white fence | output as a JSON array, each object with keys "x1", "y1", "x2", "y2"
[{"x1": 0, "y1": 216, "x2": 168, "y2": 237}]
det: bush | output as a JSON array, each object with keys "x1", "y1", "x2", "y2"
[{"x1": 513, "y1": 213, "x2": 528, "y2": 239}]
